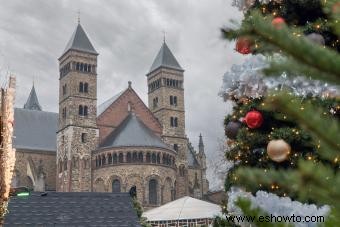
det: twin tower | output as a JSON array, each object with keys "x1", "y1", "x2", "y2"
[{"x1": 56, "y1": 22, "x2": 206, "y2": 197}]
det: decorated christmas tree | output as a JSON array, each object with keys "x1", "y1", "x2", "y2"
[{"x1": 215, "y1": 0, "x2": 340, "y2": 226}]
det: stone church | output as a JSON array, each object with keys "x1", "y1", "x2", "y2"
[{"x1": 12, "y1": 22, "x2": 209, "y2": 208}]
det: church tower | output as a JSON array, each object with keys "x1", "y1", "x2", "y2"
[
  {"x1": 146, "y1": 41, "x2": 188, "y2": 197},
  {"x1": 57, "y1": 22, "x2": 98, "y2": 192}
]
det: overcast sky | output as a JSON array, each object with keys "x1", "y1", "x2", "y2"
[{"x1": 0, "y1": 0, "x2": 246, "y2": 185}]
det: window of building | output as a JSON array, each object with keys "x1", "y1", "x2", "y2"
[
  {"x1": 79, "y1": 82, "x2": 84, "y2": 92},
  {"x1": 126, "y1": 152, "x2": 132, "y2": 163},
  {"x1": 153, "y1": 97, "x2": 158, "y2": 108},
  {"x1": 108, "y1": 154, "x2": 112, "y2": 164},
  {"x1": 151, "y1": 153, "x2": 157, "y2": 163},
  {"x1": 149, "y1": 179, "x2": 158, "y2": 205},
  {"x1": 170, "y1": 117, "x2": 178, "y2": 127},
  {"x1": 79, "y1": 105, "x2": 83, "y2": 116},
  {"x1": 146, "y1": 153, "x2": 151, "y2": 163},
  {"x1": 84, "y1": 83, "x2": 88, "y2": 93},
  {"x1": 81, "y1": 133, "x2": 87, "y2": 143},
  {"x1": 173, "y1": 96, "x2": 177, "y2": 105},
  {"x1": 62, "y1": 84, "x2": 67, "y2": 95},
  {"x1": 76, "y1": 62, "x2": 80, "y2": 70},
  {"x1": 62, "y1": 107, "x2": 67, "y2": 119},
  {"x1": 113, "y1": 153, "x2": 118, "y2": 164},
  {"x1": 88, "y1": 65, "x2": 92, "y2": 73},
  {"x1": 118, "y1": 153, "x2": 124, "y2": 163},
  {"x1": 173, "y1": 144, "x2": 178, "y2": 151},
  {"x1": 112, "y1": 179, "x2": 121, "y2": 193},
  {"x1": 80, "y1": 63, "x2": 84, "y2": 71},
  {"x1": 84, "y1": 106, "x2": 88, "y2": 116},
  {"x1": 138, "y1": 152, "x2": 143, "y2": 162},
  {"x1": 132, "y1": 152, "x2": 138, "y2": 162}
]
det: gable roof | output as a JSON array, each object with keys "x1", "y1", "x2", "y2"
[
  {"x1": 62, "y1": 23, "x2": 98, "y2": 56},
  {"x1": 4, "y1": 192, "x2": 140, "y2": 226},
  {"x1": 142, "y1": 196, "x2": 222, "y2": 221},
  {"x1": 97, "y1": 90, "x2": 125, "y2": 116},
  {"x1": 100, "y1": 113, "x2": 170, "y2": 150},
  {"x1": 148, "y1": 42, "x2": 183, "y2": 75},
  {"x1": 13, "y1": 108, "x2": 58, "y2": 152},
  {"x1": 23, "y1": 85, "x2": 42, "y2": 111}
]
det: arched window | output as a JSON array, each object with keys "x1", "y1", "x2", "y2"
[
  {"x1": 113, "y1": 153, "x2": 118, "y2": 164},
  {"x1": 126, "y1": 153, "x2": 132, "y2": 163},
  {"x1": 84, "y1": 83, "x2": 88, "y2": 93},
  {"x1": 151, "y1": 153, "x2": 157, "y2": 163},
  {"x1": 79, "y1": 82, "x2": 84, "y2": 92},
  {"x1": 108, "y1": 154, "x2": 112, "y2": 164},
  {"x1": 79, "y1": 105, "x2": 83, "y2": 116},
  {"x1": 174, "y1": 118, "x2": 178, "y2": 127},
  {"x1": 138, "y1": 152, "x2": 143, "y2": 162},
  {"x1": 170, "y1": 96, "x2": 173, "y2": 105},
  {"x1": 173, "y1": 96, "x2": 177, "y2": 106},
  {"x1": 84, "y1": 106, "x2": 88, "y2": 116},
  {"x1": 149, "y1": 179, "x2": 158, "y2": 205},
  {"x1": 76, "y1": 62, "x2": 80, "y2": 70},
  {"x1": 162, "y1": 155, "x2": 166, "y2": 164},
  {"x1": 170, "y1": 117, "x2": 174, "y2": 127},
  {"x1": 157, "y1": 153, "x2": 160, "y2": 164},
  {"x1": 132, "y1": 152, "x2": 138, "y2": 162},
  {"x1": 84, "y1": 64, "x2": 88, "y2": 72},
  {"x1": 102, "y1": 155, "x2": 106, "y2": 165},
  {"x1": 88, "y1": 65, "x2": 91, "y2": 73},
  {"x1": 95, "y1": 156, "x2": 98, "y2": 167},
  {"x1": 146, "y1": 153, "x2": 151, "y2": 163},
  {"x1": 112, "y1": 179, "x2": 121, "y2": 193},
  {"x1": 80, "y1": 63, "x2": 84, "y2": 71},
  {"x1": 98, "y1": 156, "x2": 102, "y2": 166},
  {"x1": 118, "y1": 153, "x2": 124, "y2": 163}
]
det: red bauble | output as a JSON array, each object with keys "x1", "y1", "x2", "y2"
[
  {"x1": 244, "y1": 110, "x2": 263, "y2": 129},
  {"x1": 271, "y1": 17, "x2": 285, "y2": 29},
  {"x1": 235, "y1": 37, "x2": 252, "y2": 55},
  {"x1": 333, "y1": 2, "x2": 340, "y2": 14}
]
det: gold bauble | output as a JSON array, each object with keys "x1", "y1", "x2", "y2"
[{"x1": 267, "y1": 139, "x2": 291, "y2": 162}]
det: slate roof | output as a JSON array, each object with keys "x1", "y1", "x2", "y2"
[
  {"x1": 187, "y1": 142, "x2": 199, "y2": 167},
  {"x1": 13, "y1": 108, "x2": 58, "y2": 152},
  {"x1": 100, "y1": 113, "x2": 170, "y2": 150},
  {"x1": 23, "y1": 85, "x2": 42, "y2": 111},
  {"x1": 148, "y1": 42, "x2": 183, "y2": 75},
  {"x1": 4, "y1": 192, "x2": 141, "y2": 226},
  {"x1": 62, "y1": 23, "x2": 98, "y2": 56},
  {"x1": 97, "y1": 90, "x2": 125, "y2": 116}
]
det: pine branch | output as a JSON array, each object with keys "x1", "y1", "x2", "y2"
[{"x1": 264, "y1": 93, "x2": 340, "y2": 161}]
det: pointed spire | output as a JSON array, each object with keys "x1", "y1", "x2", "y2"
[
  {"x1": 24, "y1": 84, "x2": 42, "y2": 111},
  {"x1": 147, "y1": 42, "x2": 183, "y2": 75},
  {"x1": 62, "y1": 23, "x2": 98, "y2": 57},
  {"x1": 198, "y1": 133, "x2": 205, "y2": 155}
]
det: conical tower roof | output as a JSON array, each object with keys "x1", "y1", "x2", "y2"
[
  {"x1": 23, "y1": 85, "x2": 42, "y2": 111},
  {"x1": 148, "y1": 42, "x2": 183, "y2": 75},
  {"x1": 62, "y1": 23, "x2": 97, "y2": 56}
]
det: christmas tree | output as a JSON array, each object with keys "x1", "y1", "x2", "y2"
[{"x1": 216, "y1": 0, "x2": 340, "y2": 226}]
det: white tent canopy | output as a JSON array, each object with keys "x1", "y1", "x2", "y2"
[{"x1": 143, "y1": 196, "x2": 222, "y2": 221}]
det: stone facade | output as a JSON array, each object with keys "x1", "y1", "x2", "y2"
[
  {"x1": 57, "y1": 49, "x2": 98, "y2": 192},
  {"x1": 92, "y1": 146, "x2": 177, "y2": 208},
  {"x1": 12, "y1": 149, "x2": 56, "y2": 191}
]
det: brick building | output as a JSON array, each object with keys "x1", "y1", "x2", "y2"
[{"x1": 12, "y1": 22, "x2": 209, "y2": 208}]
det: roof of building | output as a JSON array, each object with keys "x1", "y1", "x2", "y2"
[
  {"x1": 23, "y1": 85, "x2": 42, "y2": 111},
  {"x1": 4, "y1": 192, "x2": 140, "y2": 226},
  {"x1": 100, "y1": 113, "x2": 170, "y2": 150},
  {"x1": 97, "y1": 90, "x2": 125, "y2": 116},
  {"x1": 13, "y1": 108, "x2": 58, "y2": 152},
  {"x1": 142, "y1": 196, "x2": 222, "y2": 221},
  {"x1": 62, "y1": 23, "x2": 98, "y2": 56},
  {"x1": 148, "y1": 42, "x2": 183, "y2": 74},
  {"x1": 187, "y1": 142, "x2": 199, "y2": 167}
]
